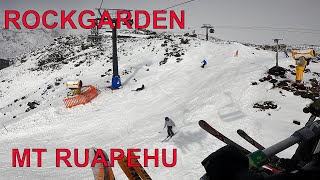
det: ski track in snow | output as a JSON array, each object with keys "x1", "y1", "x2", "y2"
[{"x1": 0, "y1": 34, "x2": 317, "y2": 179}]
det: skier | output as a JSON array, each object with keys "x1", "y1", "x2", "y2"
[
  {"x1": 163, "y1": 117, "x2": 175, "y2": 138},
  {"x1": 201, "y1": 59, "x2": 207, "y2": 68},
  {"x1": 284, "y1": 48, "x2": 289, "y2": 58},
  {"x1": 132, "y1": 84, "x2": 145, "y2": 91}
]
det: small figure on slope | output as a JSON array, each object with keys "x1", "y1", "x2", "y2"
[
  {"x1": 164, "y1": 117, "x2": 176, "y2": 138},
  {"x1": 201, "y1": 59, "x2": 207, "y2": 68},
  {"x1": 132, "y1": 84, "x2": 145, "y2": 91},
  {"x1": 284, "y1": 48, "x2": 289, "y2": 58}
]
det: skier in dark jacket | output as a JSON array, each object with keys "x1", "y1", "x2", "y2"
[
  {"x1": 164, "y1": 117, "x2": 175, "y2": 137},
  {"x1": 201, "y1": 59, "x2": 207, "y2": 68},
  {"x1": 284, "y1": 50, "x2": 289, "y2": 58}
]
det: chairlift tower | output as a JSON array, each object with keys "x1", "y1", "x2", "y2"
[
  {"x1": 273, "y1": 38, "x2": 283, "y2": 67},
  {"x1": 268, "y1": 38, "x2": 286, "y2": 76},
  {"x1": 201, "y1": 24, "x2": 214, "y2": 41},
  {"x1": 97, "y1": 8, "x2": 133, "y2": 89}
]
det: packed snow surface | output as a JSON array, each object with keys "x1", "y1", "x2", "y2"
[{"x1": 0, "y1": 33, "x2": 317, "y2": 179}]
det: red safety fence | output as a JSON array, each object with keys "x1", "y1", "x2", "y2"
[{"x1": 63, "y1": 85, "x2": 98, "y2": 108}]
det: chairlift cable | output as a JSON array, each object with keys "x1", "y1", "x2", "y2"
[
  {"x1": 139, "y1": 0, "x2": 199, "y2": 20},
  {"x1": 215, "y1": 25, "x2": 320, "y2": 33},
  {"x1": 163, "y1": 0, "x2": 198, "y2": 10},
  {"x1": 99, "y1": 0, "x2": 104, "y2": 10},
  {"x1": 185, "y1": 25, "x2": 320, "y2": 35},
  {"x1": 215, "y1": 26, "x2": 320, "y2": 35}
]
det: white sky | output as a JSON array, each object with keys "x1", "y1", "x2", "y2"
[{"x1": 1, "y1": 0, "x2": 320, "y2": 45}]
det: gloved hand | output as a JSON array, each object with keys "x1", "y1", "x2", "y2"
[{"x1": 201, "y1": 145, "x2": 249, "y2": 180}]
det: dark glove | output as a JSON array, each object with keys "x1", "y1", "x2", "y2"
[{"x1": 201, "y1": 145, "x2": 249, "y2": 180}]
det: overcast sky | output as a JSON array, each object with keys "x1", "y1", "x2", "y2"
[{"x1": 1, "y1": 0, "x2": 320, "y2": 45}]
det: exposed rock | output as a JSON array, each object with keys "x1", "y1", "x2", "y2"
[
  {"x1": 26, "y1": 101, "x2": 40, "y2": 112},
  {"x1": 253, "y1": 101, "x2": 278, "y2": 111},
  {"x1": 268, "y1": 66, "x2": 286, "y2": 76}
]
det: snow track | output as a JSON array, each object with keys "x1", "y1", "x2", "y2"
[{"x1": 0, "y1": 34, "x2": 316, "y2": 179}]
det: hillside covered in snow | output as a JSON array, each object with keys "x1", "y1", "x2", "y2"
[
  {"x1": 0, "y1": 28, "x2": 70, "y2": 59},
  {"x1": 0, "y1": 31, "x2": 319, "y2": 179}
]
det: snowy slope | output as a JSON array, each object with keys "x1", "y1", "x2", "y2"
[
  {"x1": 0, "y1": 33, "x2": 318, "y2": 179},
  {"x1": 0, "y1": 28, "x2": 69, "y2": 59}
]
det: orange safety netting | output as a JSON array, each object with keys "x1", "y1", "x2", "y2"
[{"x1": 63, "y1": 85, "x2": 98, "y2": 108}]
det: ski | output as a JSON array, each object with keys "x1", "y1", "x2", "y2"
[
  {"x1": 237, "y1": 129, "x2": 281, "y2": 163},
  {"x1": 199, "y1": 120, "x2": 250, "y2": 154},
  {"x1": 117, "y1": 154, "x2": 141, "y2": 180},
  {"x1": 129, "y1": 151, "x2": 152, "y2": 180},
  {"x1": 161, "y1": 137, "x2": 171, "y2": 142},
  {"x1": 237, "y1": 129, "x2": 265, "y2": 150},
  {"x1": 199, "y1": 120, "x2": 282, "y2": 173},
  {"x1": 89, "y1": 148, "x2": 116, "y2": 180},
  {"x1": 162, "y1": 132, "x2": 178, "y2": 142}
]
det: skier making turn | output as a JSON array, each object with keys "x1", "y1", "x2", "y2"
[
  {"x1": 201, "y1": 59, "x2": 207, "y2": 68},
  {"x1": 163, "y1": 117, "x2": 176, "y2": 138}
]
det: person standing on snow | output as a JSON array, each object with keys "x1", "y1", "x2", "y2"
[
  {"x1": 163, "y1": 117, "x2": 175, "y2": 137},
  {"x1": 284, "y1": 48, "x2": 289, "y2": 58},
  {"x1": 201, "y1": 59, "x2": 207, "y2": 68}
]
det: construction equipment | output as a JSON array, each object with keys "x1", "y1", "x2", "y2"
[
  {"x1": 292, "y1": 49, "x2": 316, "y2": 84},
  {"x1": 292, "y1": 49, "x2": 316, "y2": 61},
  {"x1": 64, "y1": 81, "x2": 98, "y2": 108},
  {"x1": 66, "y1": 80, "x2": 83, "y2": 96}
]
